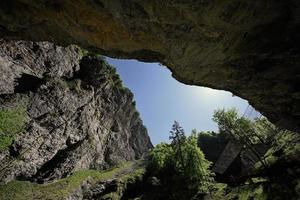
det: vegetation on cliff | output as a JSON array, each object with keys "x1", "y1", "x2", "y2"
[
  {"x1": 0, "y1": 42, "x2": 152, "y2": 188},
  {"x1": 0, "y1": 37, "x2": 298, "y2": 199},
  {"x1": 0, "y1": 162, "x2": 146, "y2": 200},
  {"x1": 0, "y1": 107, "x2": 27, "y2": 151},
  {"x1": 196, "y1": 108, "x2": 300, "y2": 199}
]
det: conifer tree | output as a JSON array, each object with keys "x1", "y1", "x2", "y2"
[{"x1": 169, "y1": 121, "x2": 186, "y2": 170}]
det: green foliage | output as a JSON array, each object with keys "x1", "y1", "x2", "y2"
[
  {"x1": 169, "y1": 121, "x2": 186, "y2": 170},
  {"x1": 257, "y1": 129, "x2": 300, "y2": 168},
  {"x1": 120, "y1": 167, "x2": 145, "y2": 183},
  {"x1": 224, "y1": 184, "x2": 268, "y2": 200},
  {"x1": 253, "y1": 117, "x2": 276, "y2": 142},
  {"x1": 111, "y1": 73, "x2": 123, "y2": 88},
  {"x1": 148, "y1": 143, "x2": 174, "y2": 171},
  {"x1": 148, "y1": 121, "x2": 214, "y2": 197},
  {"x1": 0, "y1": 162, "x2": 133, "y2": 200},
  {"x1": 209, "y1": 183, "x2": 228, "y2": 199},
  {"x1": 96, "y1": 57, "x2": 124, "y2": 90},
  {"x1": 183, "y1": 135, "x2": 214, "y2": 191},
  {"x1": 212, "y1": 108, "x2": 272, "y2": 145},
  {"x1": 96, "y1": 166, "x2": 146, "y2": 200},
  {"x1": 0, "y1": 107, "x2": 27, "y2": 151},
  {"x1": 80, "y1": 54, "x2": 136, "y2": 105},
  {"x1": 213, "y1": 108, "x2": 254, "y2": 142}
]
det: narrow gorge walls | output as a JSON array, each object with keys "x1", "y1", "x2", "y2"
[{"x1": 0, "y1": 39, "x2": 152, "y2": 183}]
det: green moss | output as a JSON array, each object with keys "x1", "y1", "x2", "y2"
[
  {"x1": 253, "y1": 130, "x2": 300, "y2": 171},
  {"x1": 50, "y1": 77, "x2": 69, "y2": 89},
  {"x1": 80, "y1": 48, "x2": 89, "y2": 57},
  {"x1": 209, "y1": 183, "x2": 227, "y2": 199},
  {"x1": 253, "y1": 185, "x2": 267, "y2": 200},
  {"x1": 0, "y1": 107, "x2": 27, "y2": 151},
  {"x1": 0, "y1": 162, "x2": 132, "y2": 200},
  {"x1": 222, "y1": 184, "x2": 268, "y2": 200},
  {"x1": 120, "y1": 168, "x2": 145, "y2": 183},
  {"x1": 98, "y1": 167, "x2": 146, "y2": 200},
  {"x1": 100, "y1": 192, "x2": 121, "y2": 200}
]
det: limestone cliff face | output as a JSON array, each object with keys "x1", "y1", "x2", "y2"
[
  {"x1": 0, "y1": 0, "x2": 299, "y2": 132},
  {"x1": 0, "y1": 39, "x2": 152, "y2": 183}
]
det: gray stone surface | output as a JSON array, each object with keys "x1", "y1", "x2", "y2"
[
  {"x1": 0, "y1": 1, "x2": 299, "y2": 132},
  {"x1": 0, "y1": 40, "x2": 152, "y2": 183}
]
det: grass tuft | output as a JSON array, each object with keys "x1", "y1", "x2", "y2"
[
  {"x1": 0, "y1": 162, "x2": 132, "y2": 200},
  {"x1": 0, "y1": 107, "x2": 27, "y2": 151}
]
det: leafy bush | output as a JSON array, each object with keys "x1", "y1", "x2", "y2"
[
  {"x1": 213, "y1": 108, "x2": 266, "y2": 144},
  {"x1": 183, "y1": 135, "x2": 214, "y2": 191},
  {"x1": 0, "y1": 107, "x2": 27, "y2": 151},
  {"x1": 148, "y1": 121, "x2": 214, "y2": 198},
  {"x1": 148, "y1": 143, "x2": 174, "y2": 171}
]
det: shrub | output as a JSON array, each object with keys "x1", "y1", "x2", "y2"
[
  {"x1": 148, "y1": 122, "x2": 214, "y2": 197},
  {"x1": 149, "y1": 143, "x2": 174, "y2": 172},
  {"x1": 0, "y1": 107, "x2": 27, "y2": 151}
]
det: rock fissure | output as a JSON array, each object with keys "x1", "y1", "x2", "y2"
[
  {"x1": 30, "y1": 135, "x2": 88, "y2": 183},
  {"x1": 0, "y1": 40, "x2": 152, "y2": 183}
]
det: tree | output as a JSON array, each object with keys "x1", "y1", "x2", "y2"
[
  {"x1": 148, "y1": 143, "x2": 174, "y2": 172},
  {"x1": 212, "y1": 108, "x2": 264, "y2": 144},
  {"x1": 148, "y1": 121, "x2": 214, "y2": 196},
  {"x1": 254, "y1": 117, "x2": 278, "y2": 144},
  {"x1": 169, "y1": 121, "x2": 186, "y2": 170},
  {"x1": 212, "y1": 108, "x2": 268, "y2": 167},
  {"x1": 182, "y1": 134, "x2": 214, "y2": 192}
]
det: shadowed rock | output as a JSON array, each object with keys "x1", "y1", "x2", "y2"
[
  {"x1": 0, "y1": 40, "x2": 152, "y2": 183},
  {"x1": 0, "y1": 0, "x2": 299, "y2": 131}
]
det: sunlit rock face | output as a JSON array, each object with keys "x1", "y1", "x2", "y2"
[
  {"x1": 0, "y1": 40, "x2": 152, "y2": 183},
  {"x1": 0, "y1": 0, "x2": 299, "y2": 132}
]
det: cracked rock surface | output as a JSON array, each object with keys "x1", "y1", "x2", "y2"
[
  {"x1": 0, "y1": 0, "x2": 299, "y2": 132},
  {"x1": 0, "y1": 39, "x2": 152, "y2": 183}
]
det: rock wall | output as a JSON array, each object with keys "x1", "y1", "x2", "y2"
[
  {"x1": 0, "y1": 0, "x2": 299, "y2": 132},
  {"x1": 0, "y1": 39, "x2": 152, "y2": 183}
]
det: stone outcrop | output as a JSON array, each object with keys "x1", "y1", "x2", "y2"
[
  {"x1": 0, "y1": 0, "x2": 299, "y2": 132},
  {"x1": 0, "y1": 39, "x2": 152, "y2": 183}
]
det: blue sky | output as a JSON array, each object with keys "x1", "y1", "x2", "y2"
[{"x1": 107, "y1": 58, "x2": 250, "y2": 145}]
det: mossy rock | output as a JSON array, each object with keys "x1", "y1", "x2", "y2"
[
  {"x1": 0, "y1": 107, "x2": 27, "y2": 151},
  {"x1": 0, "y1": 162, "x2": 134, "y2": 200}
]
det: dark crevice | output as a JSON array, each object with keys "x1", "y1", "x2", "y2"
[
  {"x1": 110, "y1": 120, "x2": 120, "y2": 132},
  {"x1": 31, "y1": 43, "x2": 40, "y2": 53},
  {"x1": 14, "y1": 53, "x2": 23, "y2": 60},
  {"x1": 44, "y1": 60, "x2": 52, "y2": 69},
  {"x1": 0, "y1": 0, "x2": 16, "y2": 15},
  {"x1": 26, "y1": 136, "x2": 87, "y2": 183},
  {"x1": 103, "y1": 146, "x2": 113, "y2": 166},
  {"x1": 9, "y1": 142, "x2": 22, "y2": 158},
  {"x1": 14, "y1": 73, "x2": 45, "y2": 93},
  {"x1": 92, "y1": 0, "x2": 105, "y2": 9},
  {"x1": 45, "y1": 0, "x2": 64, "y2": 11},
  {"x1": 120, "y1": 178, "x2": 145, "y2": 200},
  {"x1": 0, "y1": 24, "x2": 7, "y2": 32}
]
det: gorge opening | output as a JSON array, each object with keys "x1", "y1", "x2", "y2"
[{"x1": 106, "y1": 57, "x2": 258, "y2": 145}]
